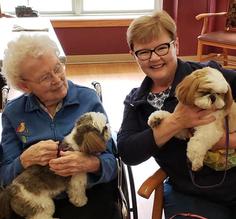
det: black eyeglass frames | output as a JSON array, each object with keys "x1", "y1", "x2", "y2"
[{"x1": 134, "y1": 40, "x2": 175, "y2": 61}]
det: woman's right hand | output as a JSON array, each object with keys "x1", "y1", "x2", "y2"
[
  {"x1": 20, "y1": 140, "x2": 59, "y2": 168},
  {"x1": 172, "y1": 102, "x2": 216, "y2": 130},
  {"x1": 152, "y1": 103, "x2": 216, "y2": 146}
]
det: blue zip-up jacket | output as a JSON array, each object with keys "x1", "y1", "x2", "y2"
[
  {"x1": 117, "y1": 59, "x2": 236, "y2": 204},
  {"x1": 0, "y1": 80, "x2": 117, "y2": 187}
]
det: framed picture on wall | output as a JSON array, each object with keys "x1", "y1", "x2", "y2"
[{"x1": 226, "y1": 0, "x2": 236, "y2": 31}]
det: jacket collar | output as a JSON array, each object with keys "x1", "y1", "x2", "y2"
[{"x1": 24, "y1": 80, "x2": 80, "y2": 112}]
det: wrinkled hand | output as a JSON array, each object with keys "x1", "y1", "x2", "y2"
[
  {"x1": 49, "y1": 151, "x2": 100, "y2": 177},
  {"x1": 172, "y1": 102, "x2": 216, "y2": 129},
  {"x1": 20, "y1": 140, "x2": 59, "y2": 168}
]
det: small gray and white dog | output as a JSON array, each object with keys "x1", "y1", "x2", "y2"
[{"x1": 0, "y1": 112, "x2": 111, "y2": 219}]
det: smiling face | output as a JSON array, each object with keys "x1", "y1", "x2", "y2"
[
  {"x1": 18, "y1": 52, "x2": 68, "y2": 107},
  {"x1": 132, "y1": 31, "x2": 178, "y2": 89}
]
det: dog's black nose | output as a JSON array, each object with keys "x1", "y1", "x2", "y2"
[{"x1": 209, "y1": 94, "x2": 216, "y2": 103}]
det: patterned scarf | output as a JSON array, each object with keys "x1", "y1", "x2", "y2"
[{"x1": 147, "y1": 86, "x2": 171, "y2": 110}]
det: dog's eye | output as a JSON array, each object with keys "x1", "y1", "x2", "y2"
[{"x1": 102, "y1": 126, "x2": 108, "y2": 135}]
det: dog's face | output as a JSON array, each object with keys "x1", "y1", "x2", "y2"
[
  {"x1": 176, "y1": 67, "x2": 233, "y2": 111},
  {"x1": 64, "y1": 112, "x2": 111, "y2": 154}
]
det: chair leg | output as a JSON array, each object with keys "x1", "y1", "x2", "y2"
[
  {"x1": 197, "y1": 40, "x2": 203, "y2": 62},
  {"x1": 223, "y1": 48, "x2": 228, "y2": 66},
  {"x1": 152, "y1": 184, "x2": 164, "y2": 219}
]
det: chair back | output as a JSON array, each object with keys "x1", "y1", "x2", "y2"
[
  {"x1": 226, "y1": 0, "x2": 236, "y2": 31},
  {"x1": 196, "y1": 0, "x2": 236, "y2": 69}
]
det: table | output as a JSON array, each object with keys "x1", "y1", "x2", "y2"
[{"x1": 0, "y1": 17, "x2": 66, "y2": 67}]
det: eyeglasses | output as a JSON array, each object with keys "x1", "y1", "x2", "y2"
[
  {"x1": 22, "y1": 62, "x2": 65, "y2": 86},
  {"x1": 134, "y1": 40, "x2": 175, "y2": 61}
]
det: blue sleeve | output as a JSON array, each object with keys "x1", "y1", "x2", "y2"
[
  {"x1": 0, "y1": 112, "x2": 25, "y2": 187},
  {"x1": 87, "y1": 138, "x2": 117, "y2": 188}
]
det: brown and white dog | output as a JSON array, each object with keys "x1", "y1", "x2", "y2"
[
  {"x1": 0, "y1": 112, "x2": 111, "y2": 219},
  {"x1": 148, "y1": 67, "x2": 236, "y2": 171}
]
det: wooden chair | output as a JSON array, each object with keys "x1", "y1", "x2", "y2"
[
  {"x1": 138, "y1": 168, "x2": 167, "y2": 219},
  {"x1": 196, "y1": 0, "x2": 236, "y2": 68}
]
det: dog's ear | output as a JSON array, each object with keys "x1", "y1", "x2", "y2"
[
  {"x1": 176, "y1": 72, "x2": 202, "y2": 105},
  {"x1": 224, "y1": 85, "x2": 233, "y2": 113},
  {"x1": 80, "y1": 131, "x2": 106, "y2": 154}
]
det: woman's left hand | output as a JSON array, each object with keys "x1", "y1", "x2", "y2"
[
  {"x1": 48, "y1": 151, "x2": 100, "y2": 177},
  {"x1": 211, "y1": 132, "x2": 236, "y2": 151}
]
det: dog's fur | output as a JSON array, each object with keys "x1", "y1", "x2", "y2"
[
  {"x1": 148, "y1": 67, "x2": 236, "y2": 171},
  {"x1": 0, "y1": 112, "x2": 111, "y2": 219}
]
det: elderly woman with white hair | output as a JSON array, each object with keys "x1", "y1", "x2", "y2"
[{"x1": 0, "y1": 34, "x2": 118, "y2": 219}]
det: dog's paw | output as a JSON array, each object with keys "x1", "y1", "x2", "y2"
[
  {"x1": 69, "y1": 195, "x2": 88, "y2": 207},
  {"x1": 187, "y1": 153, "x2": 203, "y2": 171},
  {"x1": 187, "y1": 143, "x2": 206, "y2": 171},
  {"x1": 148, "y1": 110, "x2": 171, "y2": 128},
  {"x1": 189, "y1": 156, "x2": 204, "y2": 171}
]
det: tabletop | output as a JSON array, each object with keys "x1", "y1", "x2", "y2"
[{"x1": 0, "y1": 17, "x2": 66, "y2": 67}]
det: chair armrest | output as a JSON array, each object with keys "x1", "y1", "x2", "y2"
[
  {"x1": 195, "y1": 12, "x2": 227, "y2": 35},
  {"x1": 195, "y1": 12, "x2": 227, "y2": 20},
  {"x1": 138, "y1": 168, "x2": 167, "y2": 199}
]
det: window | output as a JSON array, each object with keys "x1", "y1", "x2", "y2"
[
  {"x1": 1, "y1": 0, "x2": 163, "y2": 16},
  {"x1": 83, "y1": 0, "x2": 157, "y2": 13},
  {"x1": 1, "y1": 0, "x2": 72, "y2": 14}
]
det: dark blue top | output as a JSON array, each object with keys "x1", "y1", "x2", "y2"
[{"x1": 117, "y1": 59, "x2": 236, "y2": 204}]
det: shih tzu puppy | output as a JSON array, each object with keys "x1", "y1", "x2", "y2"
[
  {"x1": 148, "y1": 67, "x2": 236, "y2": 171},
  {"x1": 0, "y1": 112, "x2": 111, "y2": 219}
]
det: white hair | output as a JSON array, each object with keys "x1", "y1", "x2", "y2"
[{"x1": 2, "y1": 34, "x2": 60, "y2": 90}]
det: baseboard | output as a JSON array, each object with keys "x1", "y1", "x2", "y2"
[
  {"x1": 197, "y1": 53, "x2": 236, "y2": 69},
  {"x1": 66, "y1": 54, "x2": 135, "y2": 64},
  {"x1": 179, "y1": 55, "x2": 198, "y2": 61},
  {"x1": 66, "y1": 54, "x2": 201, "y2": 64},
  {"x1": 65, "y1": 54, "x2": 236, "y2": 65}
]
